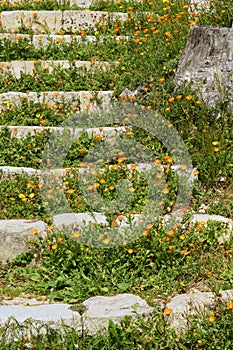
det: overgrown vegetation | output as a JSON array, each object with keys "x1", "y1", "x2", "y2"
[{"x1": 0, "y1": 0, "x2": 232, "y2": 347}]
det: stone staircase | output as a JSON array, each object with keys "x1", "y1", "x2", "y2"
[{"x1": 0, "y1": 0, "x2": 232, "y2": 340}]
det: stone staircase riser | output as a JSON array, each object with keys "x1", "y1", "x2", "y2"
[
  {"x1": 0, "y1": 60, "x2": 114, "y2": 78},
  {"x1": 0, "y1": 10, "x2": 128, "y2": 33}
]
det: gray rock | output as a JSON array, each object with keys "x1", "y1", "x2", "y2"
[
  {"x1": 0, "y1": 220, "x2": 47, "y2": 264},
  {"x1": 175, "y1": 25, "x2": 233, "y2": 109},
  {"x1": 165, "y1": 289, "x2": 233, "y2": 332}
]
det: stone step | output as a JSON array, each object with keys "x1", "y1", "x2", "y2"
[
  {"x1": 2, "y1": 0, "x2": 139, "y2": 9},
  {"x1": 0, "y1": 33, "x2": 130, "y2": 48},
  {"x1": 0, "y1": 59, "x2": 115, "y2": 78},
  {"x1": 0, "y1": 294, "x2": 152, "y2": 338},
  {"x1": 0, "y1": 212, "x2": 233, "y2": 263},
  {"x1": 0, "y1": 290, "x2": 233, "y2": 340},
  {"x1": 0, "y1": 10, "x2": 128, "y2": 33},
  {"x1": 0, "y1": 212, "x2": 231, "y2": 263},
  {"x1": 3, "y1": 0, "x2": 112, "y2": 9},
  {"x1": 0, "y1": 90, "x2": 114, "y2": 111},
  {"x1": 0, "y1": 164, "x2": 197, "y2": 178},
  {"x1": 0, "y1": 125, "x2": 127, "y2": 138}
]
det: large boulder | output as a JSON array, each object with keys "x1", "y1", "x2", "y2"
[
  {"x1": 0, "y1": 220, "x2": 47, "y2": 264},
  {"x1": 175, "y1": 25, "x2": 233, "y2": 108}
]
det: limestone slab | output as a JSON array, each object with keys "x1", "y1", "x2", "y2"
[
  {"x1": 1, "y1": 11, "x2": 63, "y2": 34},
  {"x1": 0, "y1": 90, "x2": 113, "y2": 111},
  {"x1": 62, "y1": 10, "x2": 127, "y2": 32},
  {"x1": 0, "y1": 59, "x2": 113, "y2": 78},
  {"x1": 0, "y1": 125, "x2": 127, "y2": 138},
  {"x1": 83, "y1": 293, "x2": 153, "y2": 334},
  {"x1": 53, "y1": 212, "x2": 108, "y2": 229}
]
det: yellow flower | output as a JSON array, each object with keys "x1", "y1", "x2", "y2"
[
  {"x1": 165, "y1": 31, "x2": 171, "y2": 38},
  {"x1": 212, "y1": 141, "x2": 219, "y2": 146},
  {"x1": 129, "y1": 188, "x2": 135, "y2": 193},
  {"x1": 227, "y1": 301, "x2": 233, "y2": 309},
  {"x1": 31, "y1": 229, "x2": 38, "y2": 235},
  {"x1": 72, "y1": 231, "x2": 81, "y2": 239},
  {"x1": 103, "y1": 238, "x2": 111, "y2": 245},
  {"x1": 127, "y1": 248, "x2": 134, "y2": 254},
  {"x1": 118, "y1": 157, "x2": 127, "y2": 163},
  {"x1": 209, "y1": 315, "x2": 215, "y2": 322}
]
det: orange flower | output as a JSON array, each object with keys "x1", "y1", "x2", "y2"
[
  {"x1": 227, "y1": 301, "x2": 233, "y2": 309},
  {"x1": 168, "y1": 97, "x2": 174, "y2": 103},
  {"x1": 164, "y1": 308, "x2": 173, "y2": 315},
  {"x1": 159, "y1": 77, "x2": 165, "y2": 83},
  {"x1": 118, "y1": 215, "x2": 124, "y2": 222},
  {"x1": 162, "y1": 187, "x2": 169, "y2": 194},
  {"x1": 186, "y1": 95, "x2": 193, "y2": 101},
  {"x1": 167, "y1": 231, "x2": 175, "y2": 237},
  {"x1": 146, "y1": 224, "x2": 153, "y2": 230},
  {"x1": 142, "y1": 230, "x2": 149, "y2": 237}
]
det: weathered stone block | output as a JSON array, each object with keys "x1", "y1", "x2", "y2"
[{"x1": 175, "y1": 25, "x2": 233, "y2": 108}]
